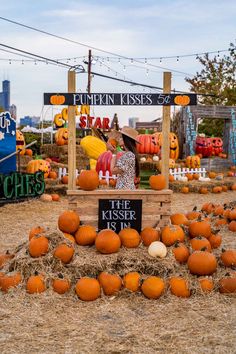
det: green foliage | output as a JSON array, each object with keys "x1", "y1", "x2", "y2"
[
  {"x1": 185, "y1": 43, "x2": 236, "y2": 136},
  {"x1": 23, "y1": 133, "x2": 41, "y2": 155}
]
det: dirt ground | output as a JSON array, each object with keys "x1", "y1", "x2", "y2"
[{"x1": 0, "y1": 191, "x2": 236, "y2": 354}]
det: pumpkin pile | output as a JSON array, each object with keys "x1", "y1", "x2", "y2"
[{"x1": 1, "y1": 203, "x2": 236, "y2": 300}]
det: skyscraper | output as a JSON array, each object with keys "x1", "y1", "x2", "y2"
[{"x1": 0, "y1": 80, "x2": 10, "y2": 111}]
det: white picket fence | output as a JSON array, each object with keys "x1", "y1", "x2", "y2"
[
  {"x1": 58, "y1": 167, "x2": 117, "y2": 184},
  {"x1": 169, "y1": 167, "x2": 207, "y2": 180}
]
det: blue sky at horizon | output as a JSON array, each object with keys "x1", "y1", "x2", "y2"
[{"x1": 0, "y1": 0, "x2": 235, "y2": 126}]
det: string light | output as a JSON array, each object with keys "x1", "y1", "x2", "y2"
[
  {"x1": 9, "y1": 59, "x2": 11, "y2": 64},
  {"x1": 160, "y1": 58, "x2": 162, "y2": 64},
  {"x1": 145, "y1": 58, "x2": 147, "y2": 64},
  {"x1": 146, "y1": 69, "x2": 149, "y2": 76},
  {"x1": 177, "y1": 56, "x2": 179, "y2": 62},
  {"x1": 131, "y1": 58, "x2": 133, "y2": 64},
  {"x1": 21, "y1": 60, "x2": 24, "y2": 64},
  {"x1": 123, "y1": 65, "x2": 126, "y2": 71}
]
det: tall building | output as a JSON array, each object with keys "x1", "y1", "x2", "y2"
[
  {"x1": 20, "y1": 115, "x2": 40, "y2": 127},
  {"x1": 0, "y1": 80, "x2": 10, "y2": 111},
  {"x1": 128, "y1": 117, "x2": 139, "y2": 128}
]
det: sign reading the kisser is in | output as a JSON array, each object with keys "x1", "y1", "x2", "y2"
[
  {"x1": 0, "y1": 111, "x2": 16, "y2": 174},
  {"x1": 98, "y1": 199, "x2": 142, "y2": 233}
]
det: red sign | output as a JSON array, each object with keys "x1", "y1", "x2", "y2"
[{"x1": 79, "y1": 116, "x2": 110, "y2": 129}]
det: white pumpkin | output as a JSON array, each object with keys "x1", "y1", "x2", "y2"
[
  {"x1": 177, "y1": 176, "x2": 188, "y2": 182},
  {"x1": 40, "y1": 194, "x2": 52, "y2": 202},
  {"x1": 153, "y1": 155, "x2": 159, "y2": 162},
  {"x1": 140, "y1": 157, "x2": 146, "y2": 162},
  {"x1": 148, "y1": 241, "x2": 167, "y2": 258},
  {"x1": 199, "y1": 177, "x2": 211, "y2": 182}
]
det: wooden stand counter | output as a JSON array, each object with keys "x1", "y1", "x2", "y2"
[{"x1": 67, "y1": 189, "x2": 172, "y2": 231}]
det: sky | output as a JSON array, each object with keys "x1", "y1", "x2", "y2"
[{"x1": 0, "y1": 0, "x2": 235, "y2": 127}]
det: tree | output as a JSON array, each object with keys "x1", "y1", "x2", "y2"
[{"x1": 185, "y1": 43, "x2": 236, "y2": 136}]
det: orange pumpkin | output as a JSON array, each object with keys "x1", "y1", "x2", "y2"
[
  {"x1": 149, "y1": 174, "x2": 166, "y2": 190},
  {"x1": 187, "y1": 251, "x2": 217, "y2": 275},
  {"x1": 26, "y1": 159, "x2": 51, "y2": 178},
  {"x1": 170, "y1": 213, "x2": 189, "y2": 226},
  {"x1": 136, "y1": 134, "x2": 160, "y2": 154},
  {"x1": 219, "y1": 277, "x2": 236, "y2": 293},
  {"x1": 61, "y1": 176, "x2": 68, "y2": 184},
  {"x1": 0, "y1": 272, "x2": 22, "y2": 292},
  {"x1": 208, "y1": 233, "x2": 222, "y2": 248},
  {"x1": 53, "y1": 243, "x2": 74, "y2": 264},
  {"x1": 140, "y1": 227, "x2": 160, "y2": 246},
  {"x1": 55, "y1": 128, "x2": 68, "y2": 146},
  {"x1": 188, "y1": 220, "x2": 212, "y2": 239},
  {"x1": 172, "y1": 243, "x2": 190, "y2": 263},
  {"x1": 58, "y1": 210, "x2": 80, "y2": 234},
  {"x1": 77, "y1": 170, "x2": 99, "y2": 191},
  {"x1": 29, "y1": 226, "x2": 45, "y2": 241},
  {"x1": 199, "y1": 187, "x2": 208, "y2": 194},
  {"x1": 25, "y1": 149, "x2": 33, "y2": 157},
  {"x1": 123, "y1": 272, "x2": 140, "y2": 292},
  {"x1": 199, "y1": 278, "x2": 214, "y2": 292},
  {"x1": 220, "y1": 249, "x2": 236, "y2": 267},
  {"x1": 95, "y1": 229, "x2": 121, "y2": 254},
  {"x1": 75, "y1": 277, "x2": 101, "y2": 301},
  {"x1": 48, "y1": 171, "x2": 58, "y2": 179},
  {"x1": 98, "y1": 272, "x2": 122, "y2": 296},
  {"x1": 29, "y1": 235, "x2": 49, "y2": 258},
  {"x1": 0, "y1": 251, "x2": 14, "y2": 269},
  {"x1": 50, "y1": 94, "x2": 65, "y2": 105},
  {"x1": 26, "y1": 274, "x2": 46, "y2": 294},
  {"x1": 51, "y1": 193, "x2": 60, "y2": 201},
  {"x1": 181, "y1": 186, "x2": 189, "y2": 194},
  {"x1": 190, "y1": 236, "x2": 212, "y2": 252},
  {"x1": 63, "y1": 233, "x2": 75, "y2": 243},
  {"x1": 169, "y1": 277, "x2": 190, "y2": 298},
  {"x1": 174, "y1": 95, "x2": 190, "y2": 106},
  {"x1": 75, "y1": 225, "x2": 97, "y2": 246},
  {"x1": 229, "y1": 221, "x2": 236, "y2": 232},
  {"x1": 52, "y1": 276, "x2": 70, "y2": 294},
  {"x1": 161, "y1": 225, "x2": 185, "y2": 246},
  {"x1": 118, "y1": 228, "x2": 141, "y2": 248},
  {"x1": 141, "y1": 276, "x2": 165, "y2": 299}
]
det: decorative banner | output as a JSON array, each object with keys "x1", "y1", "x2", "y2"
[
  {"x1": 229, "y1": 108, "x2": 236, "y2": 164},
  {"x1": 0, "y1": 171, "x2": 45, "y2": 200},
  {"x1": 186, "y1": 107, "x2": 197, "y2": 156},
  {"x1": 44, "y1": 93, "x2": 197, "y2": 106},
  {"x1": 98, "y1": 199, "x2": 142, "y2": 233},
  {"x1": 0, "y1": 111, "x2": 16, "y2": 174}
]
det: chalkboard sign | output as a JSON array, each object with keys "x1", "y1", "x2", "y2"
[{"x1": 98, "y1": 199, "x2": 142, "y2": 233}]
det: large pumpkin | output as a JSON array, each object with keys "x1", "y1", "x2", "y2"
[
  {"x1": 185, "y1": 155, "x2": 201, "y2": 168},
  {"x1": 55, "y1": 128, "x2": 68, "y2": 146},
  {"x1": 77, "y1": 170, "x2": 99, "y2": 191},
  {"x1": 26, "y1": 159, "x2": 51, "y2": 178},
  {"x1": 136, "y1": 134, "x2": 160, "y2": 155},
  {"x1": 155, "y1": 132, "x2": 179, "y2": 160},
  {"x1": 16, "y1": 130, "x2": 25, "y2": 155},
  {"x1": 80, "y1": 136, "x2": 107, "y2": 160},
  {"x1": 96, "y1": 151, "x2": 123, "y2": 175},
  {"x1": 211, "y1": 137, "x2": 223, "y2": 156},
  {"x1": 195, "y1": 136, "x2": 213, "y2": 157}
]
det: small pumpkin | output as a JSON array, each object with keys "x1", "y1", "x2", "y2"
[
  {"x1": 58, "y1": 210, "x2": 80, "y2": 234},
  {"x1": 219, "y1": 277, "x2": 236, "y2": 293},
  {"x1": 220, "y1": 249, "x2": 236, "y2": 267},
  {"x1": 141, "y1": 276, "x2": 165, "y2": 299},
  {"x1": 118, "y1": 228, "x2": 141, "y2": 248},
  {"x1": 190, "y1": 236, "x2": 212, "y2": 252},
  {"x1": 161, "y1": 225, "x2": 185, "y2": 246},
  {"x1": 95, "y1": 229, "x2": 121, "y2": 254},
  {"x1": 51, "y1": 193, "x2": 60, "y2": 202},
  {"x1": 199, "y1": 187, "x2": 208, "y2": 194},
  {"x1": 48, "y1": 171, "x2": 58, "y2": 179},
  {"x1": 140, "y1": 227, "x2": 160, "y2": 246},
  {"x1": 98, "y1": 272, "x2": 122, "y2": 296},
  {"x1": 199, "y1": 278, "x2": 214, "y2": 292},
  {"x1": 123, "y1": 272, "x2": 140, "y2": 292},
  {"x1": 208, "y1": 232, "x2": 222, "y2": 249},
  {"x1": 40, "y1": 194, "x2": 52, "y2": 202},
  {"x1": 53, "y1": 243, "x2": 74, "y2": 264},
  {"x1": 25, "y1": 148, "x2": 33, "y2": 157},
  {"x1": 29, "y1": 226, "x2": 45, "y2": 241},
  {"x1": 63, "y1": 233, "x2": 75, "y2": 243},
  {"x1": 75, "y1": 225, "x2": 97, "y2": 246},
  {"x1": 50, "y1": 94, "x2": 65, "y2": 105},
  {"x1": 148, "y1": 241, "x2": 167, "y2": 258},
  {"x1": 61, "y1": 176, "x2": 68, "y2": 184},
  {"x1": 29, "y1": 235, "x2": 49, "y2": 258},
  {"x1": 0, "y1": 251, "x2": 14, "y2": 268},
  {"x1": 188, "y1": 220, "x2": 212, "y2": 239},
  {"x1": 181, "y1": 186, "x2": 189, "y2": 194},
  {"x1": 170, "y1": 213, "x2": 189, "y2": 226},
  {"x1": 75, "y1": 278, "x2": 101, "y2": 301},
  {"x1": 52, "y1": 275, "x2": 70, "y2": 294},
  {"x1": 187, "y1": 251, "x2": 217, "y2": 275},
  {"x1": 172, "y1": 243, "x2": 189, "y2": 263},
  {"x1": 149, "y1": 174, "x2": 166, "y2": 190},
  {"x1": 77, "y1": 170, "x2": 99, "y2": 191},
  {"x1": 169, "y1": 277, "x2": 190, "y2": 298},
  {"x1": 0, "y1": 272, "x2": 22, "y2": 292},
  {"x1": 228, "y1": 221, "x2": 236, "y2": 232},
  {"x1": 26, "y1": 273, "x2": 46, "y2": 294}
]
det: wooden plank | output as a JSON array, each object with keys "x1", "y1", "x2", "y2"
[
  {"x1": 161, "y1": 72, "x2": 171, "y2": 188},
  {"x1": 68, "y1": 70, "x2": 76, "y2": 191},
  {"x1": 67, "y1": 189, "x2": 173, "y2": 196}
]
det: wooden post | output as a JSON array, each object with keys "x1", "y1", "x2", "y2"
[
  {"x1": 161, "y1": 72, "x2": 171, "y2": 188},
  {"x1": 68, "y1": 69, "x2": 76, "y2": 191}
]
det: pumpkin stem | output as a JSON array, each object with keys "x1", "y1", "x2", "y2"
[
  {"x1": 200, "y1": 247, "x2": 207, "y2": 252},
  {"x1": 221, "y1": 248, "x2": 226, "y2": 253},
  {"x1": 34, "y1": 270, "x2": 39, "y2": 276},
  {"x1": 193, "y1": 206, "x2": 197, "y2": 211},
  {"x1": 212, "y1": 229, "x2": 220, "y2": 235},
  {"x1": 58, "y1": 273, "x2": 63, "y2": 279}
]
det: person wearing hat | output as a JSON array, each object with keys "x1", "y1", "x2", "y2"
[{"x1": 107, "y1": 126, "x2": 140, "y2": 190}]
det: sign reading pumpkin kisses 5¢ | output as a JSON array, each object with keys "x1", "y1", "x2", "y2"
[{"x1": 44, "y1": 93, "x2": 197, "y2": 106}]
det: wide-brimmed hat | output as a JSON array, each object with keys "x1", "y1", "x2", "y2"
[{"x1": 119, "y1": 126, "x2": 140, "y2": 143}]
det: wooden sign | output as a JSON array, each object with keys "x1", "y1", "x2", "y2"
[
  {"x1": 44, "y1": 93, "x2": 197, "y2": 106},
  {"x1": 98, "y1": 199, "x2": 142, "y2": 233},
  {"x1": 0, "y1": 111, "x2": 16, "y2": 174},
  {"x1": 0, "y1": 171, "x2": 45, "y2": 200}
]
